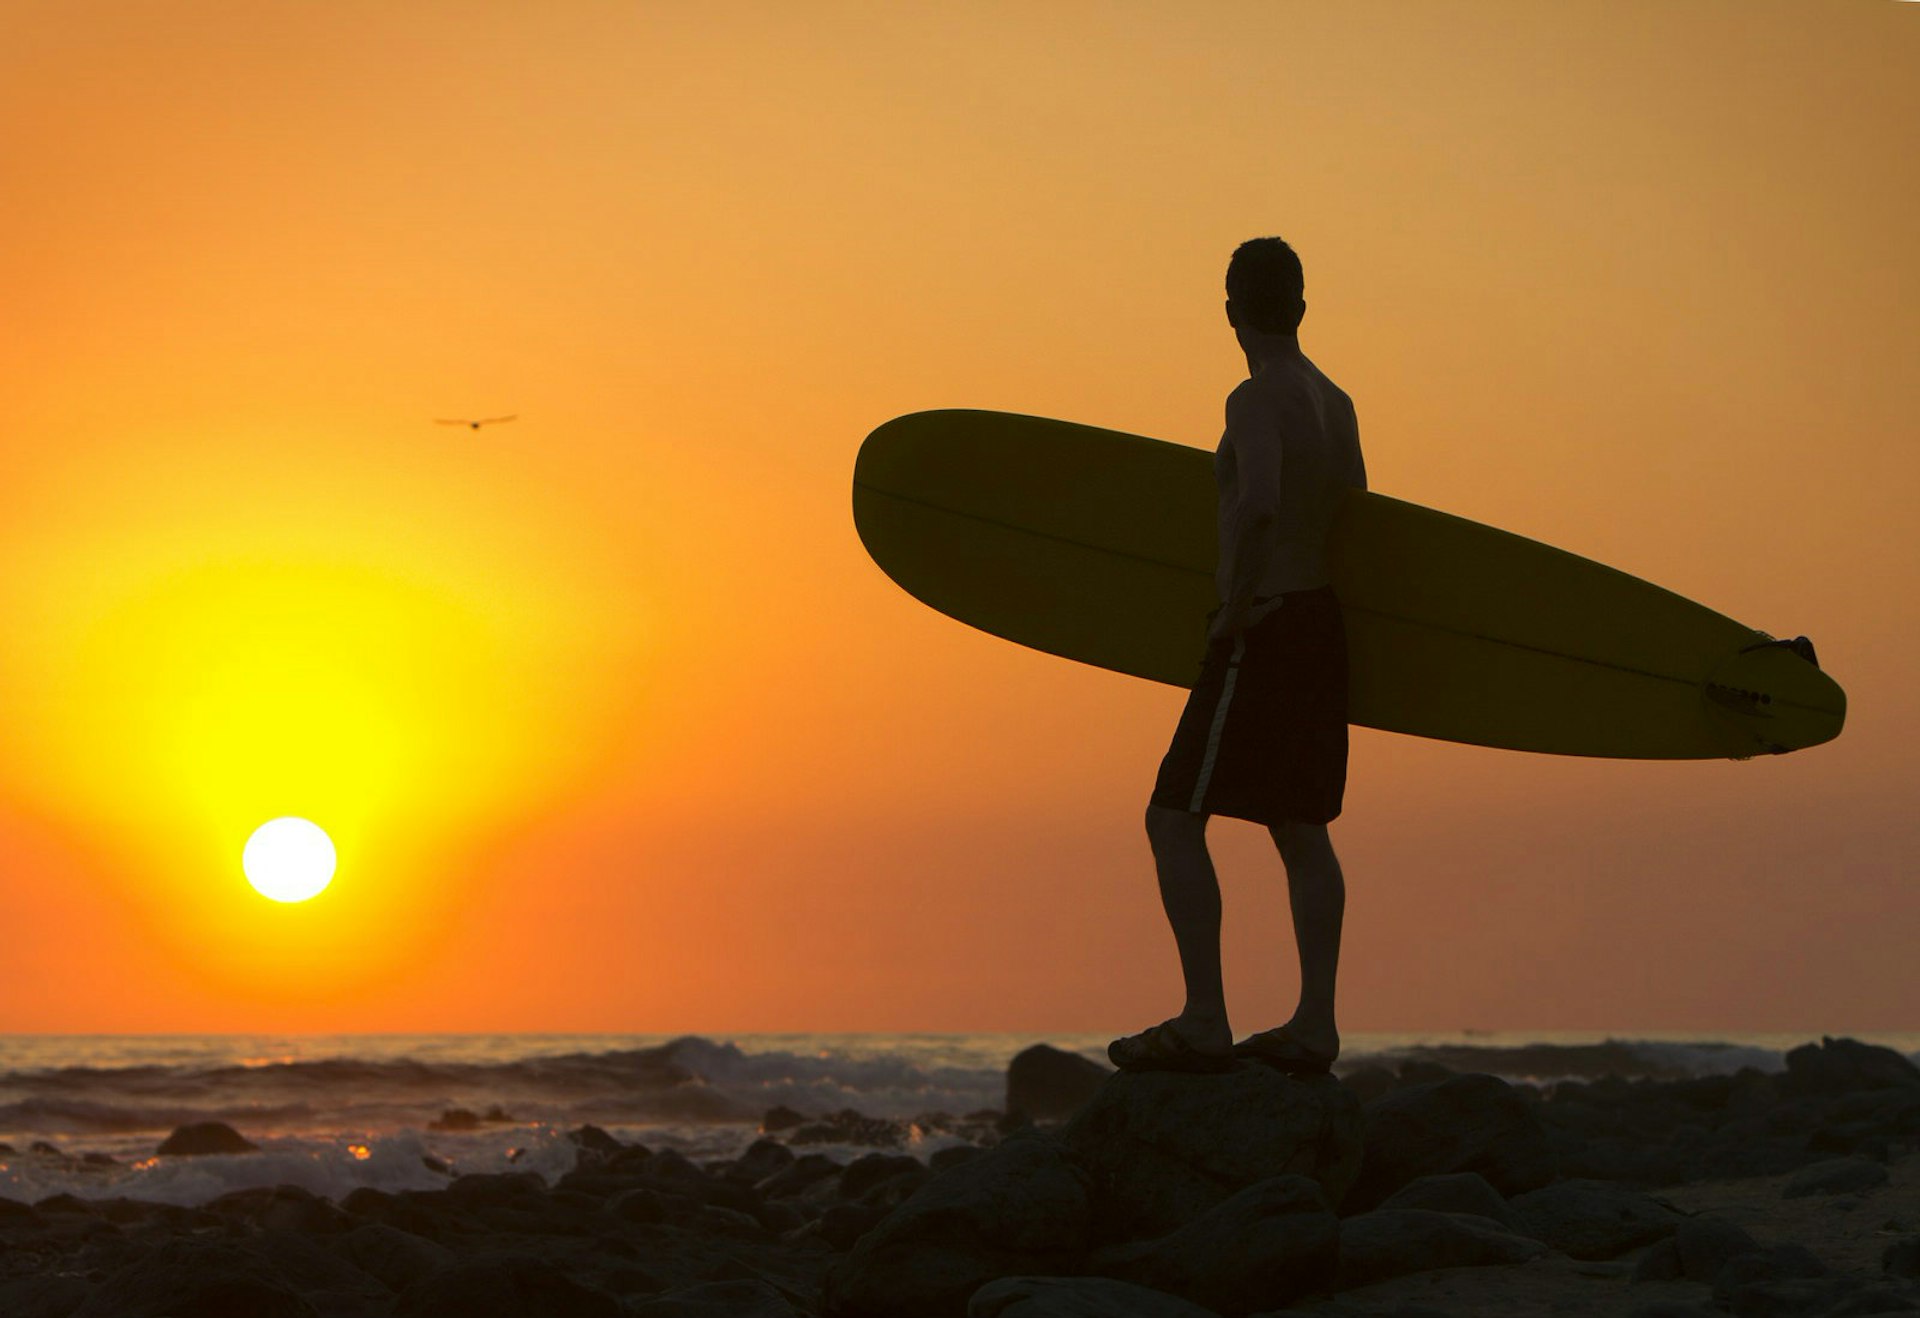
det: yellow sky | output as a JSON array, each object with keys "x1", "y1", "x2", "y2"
[{"x1": 0, "y1": 1, "x2": 1914, "y2": 1033}]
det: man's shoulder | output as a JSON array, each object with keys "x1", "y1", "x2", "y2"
[{"x1": 1227, "y1": 373, "x2": 1319, "y2": 431}]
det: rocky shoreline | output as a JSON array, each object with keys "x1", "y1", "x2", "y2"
[{"x1": 1, "y1": 1036, "x2": 1916, "y2": 1317}]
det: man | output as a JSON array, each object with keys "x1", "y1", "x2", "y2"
[{"x1": 1109, "y1": 237, "x2": 1367, "y2": 1075}]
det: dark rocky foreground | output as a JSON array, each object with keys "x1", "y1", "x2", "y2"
[{"x1": 0, "y1": 1037, "x2": 1917, "y2": 1317}]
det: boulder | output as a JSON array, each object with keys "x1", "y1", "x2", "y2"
[
  {"x1": 1343, "y1": 1073, "x2": 1557, "y2": 1211},
  {"x1": 1006, "y1": 1045, "x2": 1110, "y2": 1123},
  {"x1": 1782, "y1": 1156, "x2": 1890, "y2": 1198},
  {"x1": 1886, "y1": 1236, "x2": 1920, "y2": 1279},
  {"x1": 70, "y1": 1240, "x2": 318, "y2": 1318},
  {"x1": 1057, "y1": 1064, "x2": 1362, "y2": 1240},
  {"x1": 394, "y1": 1256, "x2": 622, "y2": 1318},
  {"x1": 155, "y1": 1121, "x2": 258, "y2": 1156},
  {"x1": 1377, "y1": 1172, "x2": 1515, "y2": 1227},
  {"x1": 969, "y1": 1276, "x2": 1221, "y2": 1318},
  {"x1": 330, "y1": 1223, "x2": 454, "y2": 1292},
  {"x1": 1087, "y1": 1174, "x2": 1338, "y2": 1314},
  {"x1": 628, "y1": 1279, "x2": 800, "y2": 1317},
  {"x1": 1333, "y1": 1209, "x2": 1547, "y2": 1290},
  {"x1": 1781, "y1": 1038, "x2": 1920, "y2": 1095},
  {"x1": 726, "y1": 1138, "x2": 797, "y2": 1185},
  {"x1": 1509, "y1": 1178, "x2": 1681, "y2": 1259},
  {"x1": 824, "y1": 1133, "x2": 1094, "y2": 1318},
  {"x1": 0, "y1": 1277, "x2": 93, "y2": 1318},
  {"x1": 1675, "y1": 1215, "x2": 1761, "y2": 1282}
]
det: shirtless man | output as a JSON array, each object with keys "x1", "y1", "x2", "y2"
[{"x1": 1109, "y1": 237, "x2": 1368, "y2": 1075}]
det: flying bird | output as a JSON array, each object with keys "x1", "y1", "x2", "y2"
[{"x1": 435, "y1": 415, "x2": 517, "y2": 430}]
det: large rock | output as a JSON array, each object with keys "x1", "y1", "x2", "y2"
[
  {"x1": 1508, "y1": 1178, "x2": 1681, "y2": 1259},
  {"x1": 1057, "y1": 1065, "x2": 1362, "y2": 1240},
  {"x1": 71, "y1": 1240, "x2": 318, "y2": 1318},
  {"x1": 969, "y1": 1276, "x2": 1221, "y2": 1317},
  {"x1": 330, "y1": 1223, "x2": 454, "y2": 1292},
  {"x1": 1333, "y1": 1209, "x2": 1548, "y2": 1290},
  {"x1": 155, "y1": 1121, "x2": 258, "y2": 1156},
  {"x1": 629, "y1": 1280, "x2": 800, "y2": 1317},
  {"x1": 1782, "y1": 1156, "x2": 1890, "y2": 1198},
  {"x1": 1343, "y1": 1073, "x2": 1557, "y2": 1211},
  {"x1": 1088, "y1": 1174, "x2": 1338, "y2": 1315},
  {"x1": 1006, "y1": 1045, "x2": 1111, "y2": 1123},
  {"x1": 1377, "y1": 1172, "x2": 1515, "y2": 1227},
  {"x1": 1781, "y1": 1037, "x2": 1920, "y2": 1095},
  {"x1": 395, "y1": 1256, "x2": 622, "y2": 1318},
  {"x1": 824, "y1": 1133, "x2": 1095, "y2": 1318}
]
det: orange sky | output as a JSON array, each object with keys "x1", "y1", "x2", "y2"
[{"x1": 1, "y1": 1, "x2": 1914, "y2": 1035}]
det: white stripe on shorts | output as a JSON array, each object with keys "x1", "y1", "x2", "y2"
[{"x1": 1189, "y1": 634, "x2": 1247, "y2": 812}]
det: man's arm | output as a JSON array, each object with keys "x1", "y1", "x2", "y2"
[{"x1": 1210, "y1": 382, "x2": 1287, "y2": 640}]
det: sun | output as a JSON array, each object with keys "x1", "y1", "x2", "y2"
[{"x1": 242, "y1": 817, "x2": 337, "y2": 902}]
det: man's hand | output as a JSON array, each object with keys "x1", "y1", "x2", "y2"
[{"x1": 1208, "y1": 602, "x2": 1253, "y2": 643}]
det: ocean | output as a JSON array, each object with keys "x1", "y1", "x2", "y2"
[{"x1": 4, "y1": 1031, "x2": 1916, "y2": 1207}]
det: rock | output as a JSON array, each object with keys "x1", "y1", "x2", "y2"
[
  {"x1": 1783, "y1": 1156, "x2": 1890, "y2": 1198},
  {"x1": 629, "y1": 1279, "x2": 800, "y2": 1316},
  {"x1": 1825, "y1": 1287, "x2": 1920, "y2": 1315},
  {"x1": 1781, "y1": 1038, "x2": 1920, "y2": 1095},
  {"x1": 1006, "y1": 1045, "x2": 1110, "y2": 1123},
  {"x1": 1344, "y1": 1073, "x2": 1557, "y2": 1211},
  {"x1": 759, "y1": 1153, "x2": 845, "y2": 1199},
  {"x1": 1622, "y1": 1304, "x2": 1718, "y2": 1318},
  {"x1": 1087, "y1": 1174, "x2": 1338, "y2": 1314},
  {"x1": 1631, "y1": 1238, "x2": 1684, "y2": 1282},
  {"x1": 70, "y1": 1240, "x2": 318, "y2": 1318},
  {"x1": 823, "y1": 1133, "x2": 1094, "y2": 1318},
  {"x1": 1340, "y1": 1067, "x2": 1396, "y2": 1105},
  {"x1": 395, "y1": 1256, "x2": 622, "y2": 1318},
  {"x1": 763, "y1": 1105, "x2": 809, "y2": 1132},
  {"x1": 331, "y1": 1222, "x2": 454, "y2": 1292},
  {"x1": 1675, "y1": 1215, "x2": 1761, "y2": 1282},
  {"x1": 208, "y1": 1184, "x2": 351, "y2": 1234},
  {"x1": 568, "y1": 1124, "x2": 627, "y2": 1160},
  {"x1": 0, "y1": 1278, "x2": 95, "y2": 1318},
  {"x1": 0, "y1": 1196, "x2": 45, "y2": 1229},
  {"x1": 1712, "y1": 1242, "x2": 1828, "y2": 1306},
  {"x1": 841, "y1": 1153, "x2": 926, "y2": 1201},
  {"x1": 969, "y1": 1275, "x2": 1222, "y2": 1317},
  {"x1": 1333, "y1": 1209, "x2": 1548, "y2": 1290},
  {"x1": 1887, "y1": 1236, "x2": 1920, "y2": 1279},
  {"x1": 1509, "y1": 1178, "x2": 1681, "y2": 1259},
  {"x1": 791, "y1": 1109, "x2": 911, "y2": 1149},
  {"x1": 1377, "y1": 1172, "x2": 1516, "y2": 1227},
  {"x1": 1057, "y1": 1065, "x2": 1362, "y2": 1240},
  {"x1": 154, "y1": 1121, "x2": 258, "y2": 1156},
  {"x1": 727, "y1": 1138, "x2": 797, "y2": 1185}
]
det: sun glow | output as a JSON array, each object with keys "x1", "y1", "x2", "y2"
[{"x1": 243, "y1": 817, "x2": 336, "y2": 902}]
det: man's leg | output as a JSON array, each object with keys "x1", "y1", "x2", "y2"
[
  {"x1": 1143, "y1": 803, "x2": 1234, "y2": 1053},
  {"x1": 1268, "y1": 819, "x2": 1345, "y2": 1058}
]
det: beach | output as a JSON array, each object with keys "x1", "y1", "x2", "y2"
[{"x1": 2, "y1": 1032, "x2": 1917, "y2": 1316}]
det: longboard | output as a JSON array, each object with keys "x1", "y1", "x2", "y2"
[{"x1": 852, "y1": 410, "x2": 1845, "y2": 759}]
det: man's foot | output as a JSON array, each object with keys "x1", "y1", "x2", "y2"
[
  {"x1": 1232, "y1": 1023, "x2": 1339, "y2": 1074},
  {"x1": 1108, "y1": 1018, "x2": 1236, "y2": 1074}
]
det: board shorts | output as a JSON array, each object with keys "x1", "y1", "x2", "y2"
[{"x1": 1150, "y1": 585, "x2": 1349, "y2": 827}]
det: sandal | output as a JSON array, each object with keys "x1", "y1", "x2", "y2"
[
  {"x1": 1108, "y1": 1020, "x2": 1236, "y2": 1074},
  {"x1": 1233, "y1": 1025, "x2": 1337, "y2": 1075}
]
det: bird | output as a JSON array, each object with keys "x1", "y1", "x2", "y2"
[{"x1": 434, "y1": 415, "x2": 517, "y2": 430}]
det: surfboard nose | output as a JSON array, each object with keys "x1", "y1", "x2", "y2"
[{"x1": 1702, "y1": 635, "x2": 1847, "y2": 757}]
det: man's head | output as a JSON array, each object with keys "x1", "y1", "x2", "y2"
[{"x1": 1225, "y1": 237, "x2": 1305, "y2": 336}]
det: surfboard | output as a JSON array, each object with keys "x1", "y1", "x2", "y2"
[{"x1": 852, "y1": 409, "x2": 1845, "y2": 760}]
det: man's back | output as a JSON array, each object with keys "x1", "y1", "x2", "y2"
[{"x1": 1215, "y1": 353, "x2": 1367, "y2": 600}]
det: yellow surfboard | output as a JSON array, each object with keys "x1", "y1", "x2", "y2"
[{"x1": 852, "y1": 410, "x2": 1845, "y2": 759}]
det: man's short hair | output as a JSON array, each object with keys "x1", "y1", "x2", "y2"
[{"x1": 1226, "y1": 237, "x2": 1305, "y2": 333}]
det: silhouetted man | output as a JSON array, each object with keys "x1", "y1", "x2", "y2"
[{"x1": 1109, "y1": 237, "x2": 1367, "y2": 1075}]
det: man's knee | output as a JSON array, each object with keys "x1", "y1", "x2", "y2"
[
  {"x1": 1145, "y1": 802, "x2": 1206, "y2": 852},
  {"x1": 1270, "y1": 819, "x2": 1333, "y2": 864}
]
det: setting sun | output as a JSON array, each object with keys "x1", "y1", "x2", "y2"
[{"x1": 242, "y1": 817, "x2": 336, "y2": 903}]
